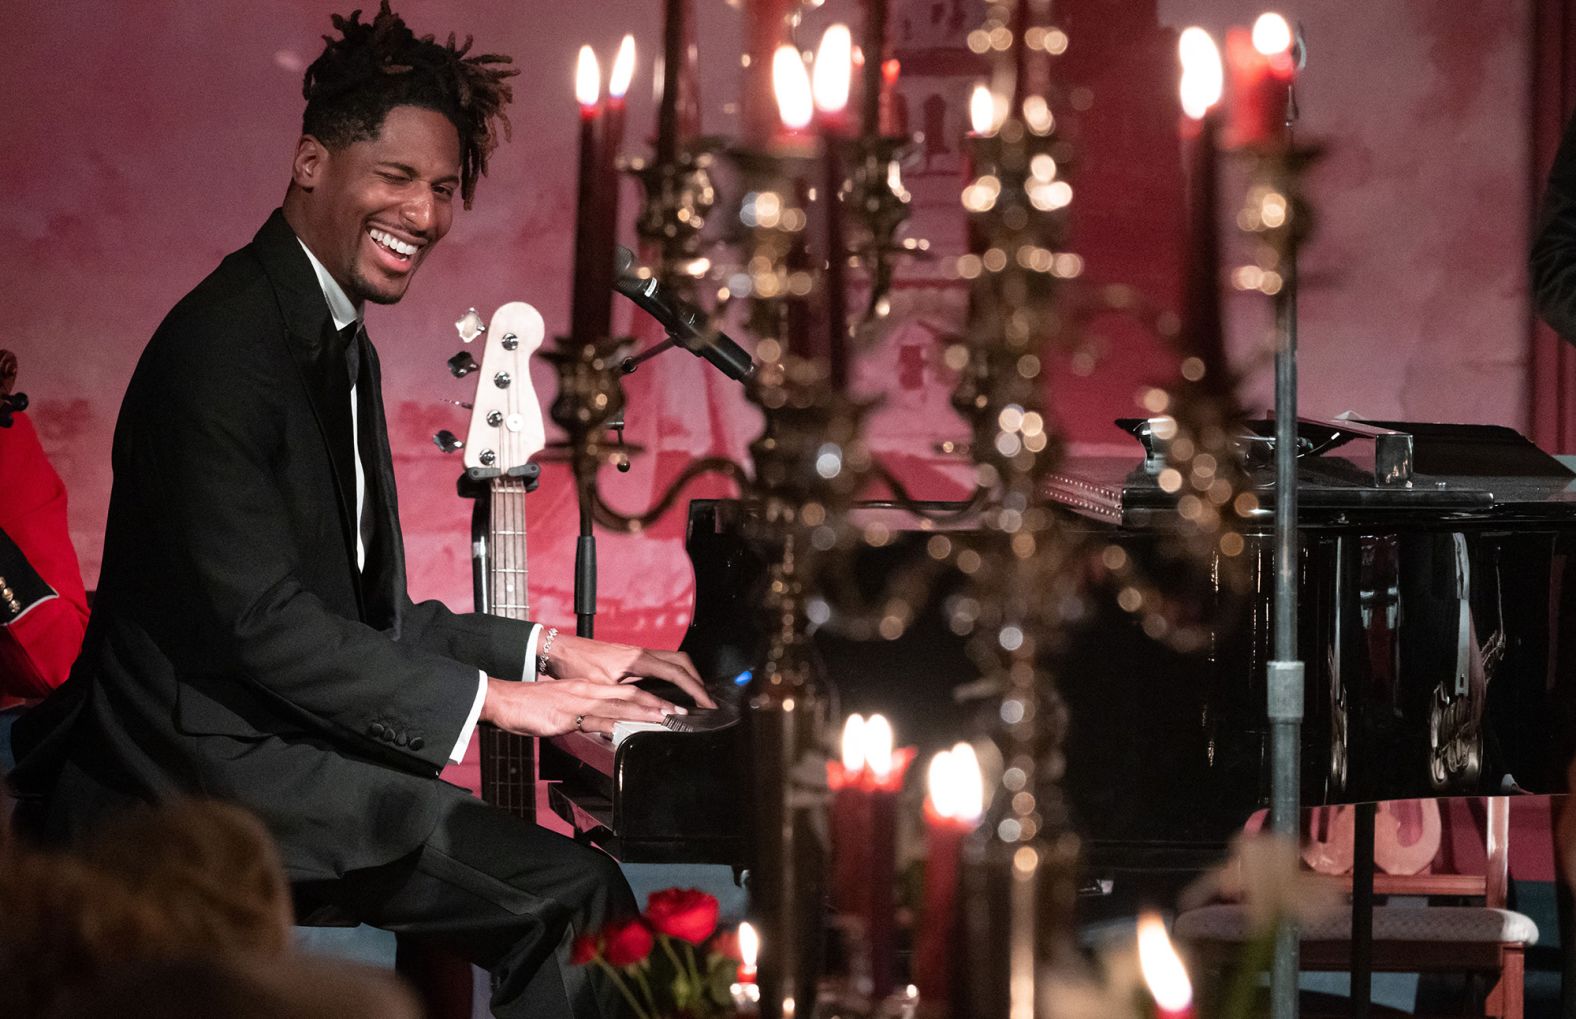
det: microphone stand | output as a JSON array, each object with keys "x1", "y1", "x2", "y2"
[
  {"x1": 573, "y1": 407, "x2": 629, "y2": 640},
  {"x1": 619, "y1": 334, "x2": 681, "y2": 375},
  {"x1": 1269, "y1": 57, "x2": 1305, "y2": 1019},
  {"x1": 574, "y1": 333, "x2": 689, "y2": 639}
]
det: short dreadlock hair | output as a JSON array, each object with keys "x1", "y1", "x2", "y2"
[{"x1": 301, "y1": 2, "x2": 517, "y2": 208}]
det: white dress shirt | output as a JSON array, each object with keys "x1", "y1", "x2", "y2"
[{"x1": 297, "y1": 239, "x2": 537, "y2": 764}]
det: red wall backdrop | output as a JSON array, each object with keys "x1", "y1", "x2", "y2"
[{"x1": 1, "y1": 0, "x2": 1538, "y2": 655}]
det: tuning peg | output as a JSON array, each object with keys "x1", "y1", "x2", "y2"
[
  {"x1": 432, "y1": 430, "x2": 464, "y2": 454},
  {"x1": 455, "y1": 308, "x2": 485, "y2": 343},
  {"x1": 448, "y1": 351, "x2": 479, "y2": 378}
]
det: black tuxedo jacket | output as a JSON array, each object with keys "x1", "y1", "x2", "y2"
[{"x1": 12, "y1": 210, "x2": 532, "y2": 879}]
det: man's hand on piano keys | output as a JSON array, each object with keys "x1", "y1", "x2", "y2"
[
  {"x1": 478, "y1": 677, "x2": 688, "y2": 738},
  {"x1": 541, "y1": 634, "x2": 716, "y2": 710}
]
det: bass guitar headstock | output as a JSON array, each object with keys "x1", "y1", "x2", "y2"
[{"x1": 437, "y1": 304, "x2": 547, "y2": 480}]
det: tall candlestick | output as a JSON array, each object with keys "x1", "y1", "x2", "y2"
[
  {"x1": 772, "y1": 44, "x2": 816, "y2": 360},
  {"x1": 1009, "y1": 0, "x2": 1032, "y2": 113},
  {"x1": 656, "y1": 0, "x2": 694, "y2": 166},
  {"x1": 862, "y1": 714, "x2": 898, "y2": 1003},
  {"x1": 916, "y1": 745, "x2": 984, "y2": 1015},
  {"x1": 814, "y1": 24, "x2": 853, "y2": 391},
  {"x1": 828, "y1": 714, "x2": 913, "y2": 1003},
  {"x1": 867, "y1": 771, "x2": 899, "y2": 1001},
  {"x1": 821, "y1": 144, "x2": 849, "y2": 390},
  {"x1": 829, "y1": 715, "x2": 873, "y2": 921},
  {"x1": 598, "y1": 36, "x2": 635, "y2": 338},
  {"x1": 860, "y1": 0, "x2": 889, "y2": 139},
  {"x1": 1178, "y1": 28, "x2": 1226, "y2": 380},
  {"x1": 571, "y1": 46, "x2": 607, "y2": 344}
]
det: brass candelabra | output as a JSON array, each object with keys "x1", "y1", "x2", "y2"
[
  {"x1": 545, "y1": 100, "x2": 920, "y2": 1015},
  {"x1": 541, "y1": 2, "x2": 1293, "y2": 1015}
]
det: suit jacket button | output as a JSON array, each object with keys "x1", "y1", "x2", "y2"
[
  {"x1": 409, "y1": 736, "x2": 425, "y2": 751},
  {"x1": 368, "y1": 722, "x2": 386, "y2": 738},
  {"x1": 394, "y1": 732, "x2": 409, "y2": 747}
]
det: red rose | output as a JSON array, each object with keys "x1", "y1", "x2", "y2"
[
  {"x1": 602, "y1": 917, "x2": 654, "y2": 967},
  {"x1": 644, "y1": 888, "x2": 720, "y2": 945},
  {"x1": 570, "y1": 933, "x2": 601, "y2": 965}
]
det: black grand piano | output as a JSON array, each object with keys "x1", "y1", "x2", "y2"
[{"x1": 539, "y1": 418, "x2": 1576, "y2": 873}]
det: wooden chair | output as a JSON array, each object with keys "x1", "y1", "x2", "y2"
[{"x1": 1174, "y1": 797, "x2": 1538, "y2": 1019}]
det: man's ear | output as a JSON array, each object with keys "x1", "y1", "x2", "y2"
[{"x1": 290, "y1": 135, "x2": 330, "y2": 191}]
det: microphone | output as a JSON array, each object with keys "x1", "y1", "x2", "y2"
[{"x1": 612, "y1": 247, "x2": 755, "y2": 382}]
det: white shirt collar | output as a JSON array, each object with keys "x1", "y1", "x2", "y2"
[{"x1": 296, "y1": 238, "x2": 360, "y2": 333}]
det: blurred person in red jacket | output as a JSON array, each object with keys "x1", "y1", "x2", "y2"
[{"x1": 0, "y1": 349, "x2": 89, "y2": 710}]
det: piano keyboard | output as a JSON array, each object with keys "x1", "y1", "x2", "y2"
[
  {"x1": 611, "y1": 704, "x2": 741, "y2": 746},
  {"x1": 611, "y1": 721, "x2": 664, "y2": 746}
]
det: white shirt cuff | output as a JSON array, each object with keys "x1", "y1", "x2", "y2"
[
  {"x1": 447, "y1": 671, "x2": 490, "y2": 764},
  {"x1": 446, "y1": 623, "x2": 541, "y2": 765},
  {"x1": 522, "y1": 623, "x2": 541, "y2": 681}
]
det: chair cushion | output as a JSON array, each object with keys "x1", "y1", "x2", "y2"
[{"x1": 1175, "y1": 904, "x2": 1538, "y2": 946}]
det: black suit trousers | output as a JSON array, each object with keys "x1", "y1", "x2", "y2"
[{"x1": 299, "y1": 793, "x2": 635, "y2": 1019}]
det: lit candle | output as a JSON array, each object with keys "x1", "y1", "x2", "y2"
[
  {"x1": 772, "y1": 44, "x2": 815, "y2": 147},
  {"x1": 570, "y1": 46, "x2": 606, "y2": 345},
  {"x1": 1225, "y1": 12, "x2": 1294, "y2": 148},
  {"x1": 738, "y1": 921, "x2": 759, "y2": 984},
  {"x1": 771, "y1": 44, "x2": 816, "y2": 359},
  {"x1": 813, "y1": 24, "x2": 854, "y2": 137},
  {"x1": 1179, "y1": 28, "x2": 1224, "y2": 128},
  {"x1": 599, "y1": 36, "x2": 635, "y2": 337},
  {"x1": 828, "y1": 714, "x2": 872, "y2": 920},
  {"x1": 1178, "y1": 27, "x2": 1226, "y2": 384},
  {"x1": 813, "y1": 24, "x2": 853, "y2": 391},
  {"x1": 969, "y1": 82, "x2": 999, "y2": 137},
  {"x1": 915, "y1": 743, "x2": 984, "y2": 1013},
  {"x1": 826, "y1": 713, "x2": 916, "y2": 1003},
  {"x1": 606, "y1": 35, "x2": 635, "y2": 154},
  {"x1": 962, "y1": 82, "x2": 998, "y2": 254},
  {"x1": 1138, "y1": 912, "x2": 1195, "y2": 1019},
  {"x1": 730, "y1": 922, "x2": 762, "y2": 1013}
]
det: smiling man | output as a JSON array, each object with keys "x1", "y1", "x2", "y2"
[
  {"x1": 290, "y1": 105, "x2": 455, "y2": 303},
  {"x1": 8, "y1": 6, "x2": 711, "y2": 1018}
]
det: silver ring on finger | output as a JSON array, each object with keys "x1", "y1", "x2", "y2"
[{"x1": 574, "y1": 714, "x2": 585, "y2": 732}]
